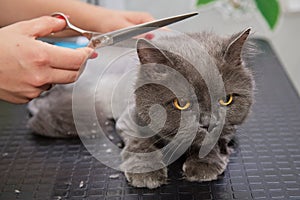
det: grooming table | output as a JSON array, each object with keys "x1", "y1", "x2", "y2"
[{"x1": 0, "y1": 39, "x2": 299, "y2": 200}]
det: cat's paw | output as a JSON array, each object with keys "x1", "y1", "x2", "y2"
[
  {"x1": 125, "y1": 168, "x2": 167, "y2": 189},
  {"x1": 182, "y1": 158, "x2": 228, "y2": 182}
]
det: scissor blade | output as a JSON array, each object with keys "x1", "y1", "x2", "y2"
[{"x1": 90, "y1": 12, "x2": 198, "y2": 48}]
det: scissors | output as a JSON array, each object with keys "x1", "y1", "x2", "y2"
[{"x1": 51, "y1": 12, "x2": 198, "y2": 49}]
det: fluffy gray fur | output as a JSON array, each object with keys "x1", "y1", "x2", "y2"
[
  {"x1": 118, "y1": 28, "x2": 254, "y2": 188},
  {"x1": 27, "y1": 29, "x2": 255, "y2": 188}
]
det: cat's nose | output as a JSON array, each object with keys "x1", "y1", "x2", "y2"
[{"x1": 199, "y1": 113, "x2": 218, "y2": 131}]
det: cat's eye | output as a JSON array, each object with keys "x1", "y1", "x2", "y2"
[
  {"x1": 173, "y1": 99, "x2": 191, "y2": 110},
  {"x1": 219, "y1": 94, "x2": 234, "y2": 106}
]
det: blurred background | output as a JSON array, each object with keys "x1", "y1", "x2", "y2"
[{"x1": 83, "y1": 0, "x2": 300, "y2": 96}]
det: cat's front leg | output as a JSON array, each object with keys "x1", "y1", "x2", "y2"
[
  {"x1": 183, "y1": 146, "x2": 229, "y2": 182},
  {"x1": 120, "y1": 138, "x2": 167, "y2": 189}
]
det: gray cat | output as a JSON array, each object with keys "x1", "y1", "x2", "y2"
[{"x1": 27, "y1": 28, "x2": 254, "y2": 189}]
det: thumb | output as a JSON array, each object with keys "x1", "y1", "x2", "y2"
[{"x1": 22, "y1": 16, "x2": 66, "y2": 38}]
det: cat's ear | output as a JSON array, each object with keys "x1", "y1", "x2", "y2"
[
  {"x1": 136, "y1": 39, "x2": 173, "y2": 80},
  {"x1": 224, "y1": 27, "x2": 251, "y2": 65},
  {"x1": 136, "y1": 39, "x2": 171, "y2": 65}
]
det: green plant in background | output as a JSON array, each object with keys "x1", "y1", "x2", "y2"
[{"x1": 196, "y1": 0, "x2": 281, "y2": 30}]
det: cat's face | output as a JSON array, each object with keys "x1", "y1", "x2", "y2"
[{"x1": 134, "y1": 29, "x2": 254, "y2": 146}]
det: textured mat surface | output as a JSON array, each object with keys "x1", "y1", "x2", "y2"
[{"x1": 0, "y1": 39, "x2": 300, "y2": 200}]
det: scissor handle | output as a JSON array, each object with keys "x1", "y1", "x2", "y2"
[{"x1": 51, "y1": 12, "x2": 94, "y2": 39}]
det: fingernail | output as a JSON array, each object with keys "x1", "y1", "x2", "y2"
[
  {"x1": 89, "y1": 51, "x2": 98, "y2": 59},
  {"x1": 54, "y1": 15, "x2": 65, "y2": 20},
  {"x1": 145, "y1": 33, "x2": 155, "y2": 40},
  {"x1": 54, "y1": 14, "x2": 70, "y2": 20}
]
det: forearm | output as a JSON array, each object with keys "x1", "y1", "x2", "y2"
[{"x1": 0, "y1": 0, "x2": 110, "y2": 31}]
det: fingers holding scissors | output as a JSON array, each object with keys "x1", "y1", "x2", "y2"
[{"x1": 0, "y1": 16, "x2": 96, "y2": 103}]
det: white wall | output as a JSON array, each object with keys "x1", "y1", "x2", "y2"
[{"x1": 123, "y1": 0, "x2": 300, "y2": 96}]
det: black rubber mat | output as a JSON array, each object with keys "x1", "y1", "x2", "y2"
[{"x1": 1, "y1": 39, "x2": 300, "y2": 200}]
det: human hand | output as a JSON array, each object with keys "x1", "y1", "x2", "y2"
[
  {"x1": 96, "y1": 10, "x2": 155, "y2": 33},
  {"x1": 0, "y1": 16, "x2": 95, "y2": 104}
]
